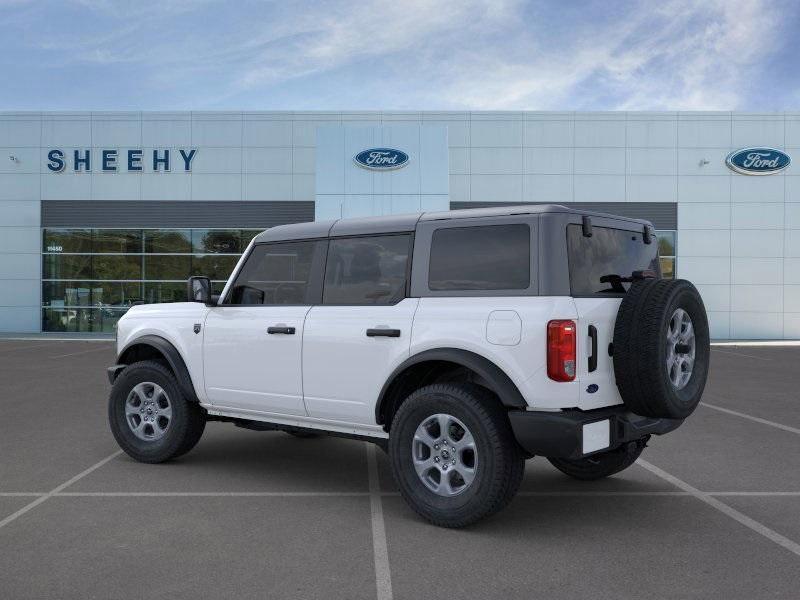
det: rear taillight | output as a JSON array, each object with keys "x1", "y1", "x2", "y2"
[{"x1": 547, "y1": 320, "x2": 576, "y2": 382}]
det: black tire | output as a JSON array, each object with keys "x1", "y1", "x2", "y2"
[
  {"x1": 613, "y1": 278, "x2": 710, "y2": 419},
  {"x1": 389, "y1": 383, "x2": 525, "y2": 528},
  {"x1": 548, "y1": 437, "x2": 648, "y2": 481},
  {"x1": 108, "y1": 360, "x2": 206, "y2": 463}
]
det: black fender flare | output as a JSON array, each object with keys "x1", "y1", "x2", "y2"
[
  {"x1": 115, "y1": 335, "x2": 200, "y2": 403},
  {"x1": 375, "y1": 348, "x2": 528, "y2": 424}
]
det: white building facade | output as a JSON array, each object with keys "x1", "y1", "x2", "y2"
[{"x1": 0, "y1": 111, "x2": 798, "y2": 339}]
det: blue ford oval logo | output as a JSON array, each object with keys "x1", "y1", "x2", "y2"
[
  {"x1": 354, "y1": 148, "x2": 409, "y2": 170},
  {"x1": 726, "y1": 147, "x2": 790, "y2": 175}
]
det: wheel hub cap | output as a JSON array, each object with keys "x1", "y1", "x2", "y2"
[
  {"x1": 666, "y1": 308, "x2": 696, "y2": 390},
  {"x1": 125, "y1": 382, "x2": 172, "y2": 441},
  {"x1": 412, "y1": 414, "x2": 477, "y2": 497}
]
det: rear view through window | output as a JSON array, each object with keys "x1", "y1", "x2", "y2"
[
  {"x1": 428, "y1": 224, "x2": 530, "y2": 291},
  {"x1": 567, "y1": 224, "x2": 659, "y2": 295}
]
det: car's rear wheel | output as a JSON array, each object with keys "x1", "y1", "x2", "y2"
[
  {"x1": 389, "y1": 383, "x2": 524, "y2": 528},
  {"x1": 108, "y1": 360, "x2": 206, "y2": 463},
  {"x1": 547, "y1": 437, "x2": 648, "y2": 481}
]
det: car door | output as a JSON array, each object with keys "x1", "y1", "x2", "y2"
[
  {"x1": 302, "y1": 233, "x2": 418, "y2": 425},
  {"x1": 203, "y1": 239, "x2": 325, "y2": 416}
]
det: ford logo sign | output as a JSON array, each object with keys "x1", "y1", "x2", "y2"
[
  {"x1": 725, "y1": 147, "x2": 790, "y2": 175},
  {"x1": 354, "y1": 148, "x2": 409, "y2": 170}
]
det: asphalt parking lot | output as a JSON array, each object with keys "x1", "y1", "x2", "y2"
[{"x1": 0, "y1": 340, "x2": 798, "y2": 599}]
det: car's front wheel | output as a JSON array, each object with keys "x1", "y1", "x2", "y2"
[
  {"x1": 389, "y1": 383, "x2": 524, "y2": 528},
  {"x1": 108, "y1": 360, "x2": 206, "y2": 463}
]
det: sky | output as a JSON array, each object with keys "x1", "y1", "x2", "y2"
[{"x1": 1, "y1": 0, "x2": 798, "y2": 111}]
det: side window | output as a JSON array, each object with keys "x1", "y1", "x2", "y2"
[
  {"x1": 226, "y1": 241, "x2": 319, "y2": 305},
  {"x1": 323, "y1": 235, "x2": 410, "y2": 305},
  {"x1": 428, "y1": 224, "x2": 530, "y2": 291}
]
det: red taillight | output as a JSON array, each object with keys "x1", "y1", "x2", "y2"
[{"x1": 547, "y1": 320, "x2": 576, "y2": 382}]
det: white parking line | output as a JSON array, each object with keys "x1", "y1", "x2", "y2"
[
  {"x1": 701, "y1": 402, "x2": 800, "y2": 436},
  {"x1": 517, "y1": 491, "x2": 689, "y2": 496},
  {"x1": 709, "y1": 492, "x2": 800, "y2": 496},
  {"x1": 49, "y1": 344, "x2": 115, "y2": 359},
  {"x1": 712, "y1": 348, "x2": 772, "y2": 361},
  {"x1": 366, "y1": 443, "x2": 393, "y2": 600},
  {"x1": 1, "y1": 490, "x2": 798, "y2": 497},
  {"x1": 637, "y1": 459, "x2": 800, "y2": 558},
  {"x1": 0, "y1": 450, "x2": 122, "y2": 531},
  {"x1": 54, "y1": 491, "x2": 372, "y2": 497},
  {"x1": 0, "y1": 342, "x2": 60, "y2": 355}
]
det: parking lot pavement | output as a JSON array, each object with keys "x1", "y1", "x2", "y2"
[{"x1": 0, "y1": 341, "x2": 798, "y2": 599}]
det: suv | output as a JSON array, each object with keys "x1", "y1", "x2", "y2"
[{"x1": 108, "y1": 204, "x2": 709, "y2": 527}]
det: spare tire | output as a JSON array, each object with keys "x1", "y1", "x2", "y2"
[{"x1": 613, "y1": 278, "x2": 710, "y2": 419}]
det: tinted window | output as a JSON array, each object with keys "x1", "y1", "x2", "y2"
[
  {"x1": 227, "y1": 241, "x2": 318, "y2": 305},
  {"x1": 323, "y1": 235, "x2": 410, "y2": 305},
  {"x1": 428, "y1": 225, "x2": 530, "y2": 291},
  {"x1": 567, "y1": 224, "x2": 660, "y2": 295}
]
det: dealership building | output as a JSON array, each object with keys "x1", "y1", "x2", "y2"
[{"x1": 0, "y1": 110, "x2": 798, "y2": 339}]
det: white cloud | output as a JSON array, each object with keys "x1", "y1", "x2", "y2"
[
  {"x1": 2, "y1": 0, "x2": 793, "y2": 109},
  {"x1": 428, "y1": 0, "x2": 785, "y2": 110}
]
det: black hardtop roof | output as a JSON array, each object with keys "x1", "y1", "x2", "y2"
[{"x1": 252, "y1": 204, "x2": 651, "y2": 244}]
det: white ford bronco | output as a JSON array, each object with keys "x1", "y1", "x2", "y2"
[{"x1": 108, "y1": 204, "x2": 709, "y2": 527}]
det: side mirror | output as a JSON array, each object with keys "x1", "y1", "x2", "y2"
[{"x1": 187, "y1": 276, "x2": 213, "y2": 305}]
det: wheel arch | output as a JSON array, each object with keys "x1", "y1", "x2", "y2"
[
  {"x1": 114, "y1": 335, "x2": 199, "y2": 403},
  {"x1": 375, "y1": 348, "x2": 528, "y2": 429}
]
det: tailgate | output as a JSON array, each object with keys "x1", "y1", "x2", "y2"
[{"x1": 573, "y1": 297, "x2": 624, "y2": 410}]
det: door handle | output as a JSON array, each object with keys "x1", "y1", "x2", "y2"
[
  {"x1": 366, "y1": 328, "x2": 401, "y2": 338},
  {"x1": 267, "y1": 326, "x2": 295, "y2": 335},
  {"x1": 588, "y1": 325, "x2": 598, "y2": 372}
]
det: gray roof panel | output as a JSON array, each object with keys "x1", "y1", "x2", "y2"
[
  {"x1": 329, "y1": 213, "x2": 421, "y2": 237},
  {"x1": 251, "y1": 204, "x2": 651, "y2": 244},
  {"x1": 253, "y1": 219, "x2": 335, "y2": 243}
]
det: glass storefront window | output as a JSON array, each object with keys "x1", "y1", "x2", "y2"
[
  {"x1": 241, "y1": 230, "x2": 261, "y2": 248},
  {"x1": 192, "y1": 229, "x2": 241, "y2": 254},
  {"x1": 656, "y1": 230, "x2": 676, "y2": 280},
  {"x1": 92, "y1": 255, "x2": 143, "y2": 280},
  {"x1": 659, "y1": 257, "x2": 675, "y2": 279},
  {"x1": 43, "y1": 307, "x2": 127, "y2": 333},
  {"x1": 656, "y1": 231, "x2": 675, "y2": 257},
  {"x1": 93, "y1": 229, "x2": 142, "y2": 253},
  {"x1": 191, "y1": 255, "x2": 240, "y2": 280},
  {"x1": 43, "y1": 254, "x2": 93, "y2": 279},
  {"x1": 144, "y1": 255, "x2": 192, "y2": 280},
  {"x1": 43, "y1": 229, "x2": 92, "y2": 253},
  {"x1": 43, "y1": 281, "x2": 143, "y2": 308},
  {"x1": 144, "y1": 230, "x2": 192, "y2": 253},
  {"x1": 144, "y1": 282, "x2": 188, "y2": 304}
]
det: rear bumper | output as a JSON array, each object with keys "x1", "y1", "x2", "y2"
[{"x1": 508, "y1": 405, "x2": 683, "y2": 460}]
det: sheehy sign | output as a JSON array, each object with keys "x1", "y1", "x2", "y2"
[{"x1": 46, "y1": 149, "x2": 197, "y2": 172}]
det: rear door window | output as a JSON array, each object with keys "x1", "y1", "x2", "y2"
[
  {"x1": 567, "y1": 224, "x2": 659, "y2": 295},
  {"x1": 322, "y1": 234, "x2": 411, "y2": 305},
  {"x1": 428, "y1": 224, "x2": 530, "y2": 291}
]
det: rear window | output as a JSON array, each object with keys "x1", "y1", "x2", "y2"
[
  {"x1": 428, "y1": 224, "x2": 530, "y2": 291},
  {"x1": 567, "y1": 224, "x2": 659, "y2": 295}
]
